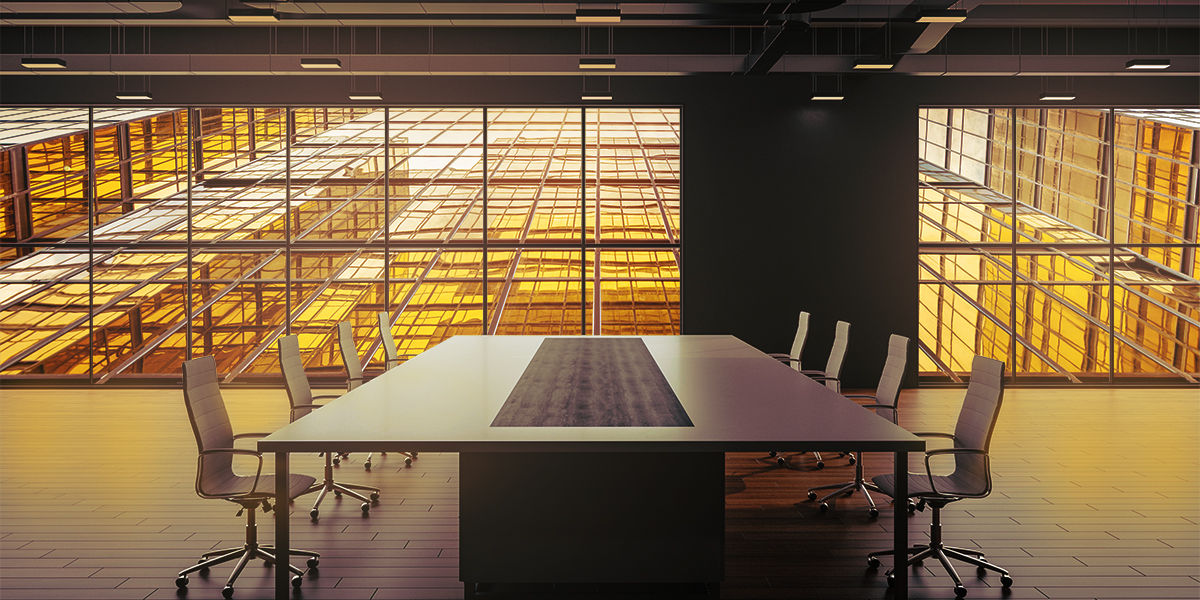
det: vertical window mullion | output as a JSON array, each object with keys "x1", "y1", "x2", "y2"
[
  {"x1": 481, "y1": 107, "x2": 488, "y2": 335},
  {"x1": 1010, "y1": 108, "x2": 1018, "y2": 384},
  {"x1": 285, "y1": 108, "x2": 293, "y2": 335},
  {"x1": 87, "y1": 107, "x2": 95, "y2": 382},
  {"x1": 186, "y1": 107, "x2": 194, "y2": 360}
]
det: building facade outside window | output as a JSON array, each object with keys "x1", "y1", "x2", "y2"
[
  {"x1": 919, "y1": 108, "x2": 1198, "y2": 384},
  {"x1": 0, "y1": 107, "x2": 681, "y2": 383}
]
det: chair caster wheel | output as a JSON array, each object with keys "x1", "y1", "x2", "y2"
[
  {"x1": 404, "y1": 456, "x2": 413, "y2": 466},
  {"x1": 955, "y1": 584, "x2": 967, "y2": 597},
  {"x1": 1000, "y1": 574, "x2": 1013, "y2": 587},
  {"x1": 307, "y1": 558, "x2": 319, "y2": 569},
  {"x1": 332, "y1": 457, "x2": 340, "y2": 466},
  {"x1": 370, "y1": 491, "x2": 380, "y2": 502},
  {"x1": 847, "y1": 454, "x2": 856, "y2": 465},
  {"x1": 819, "y1": 502, "x2": 830, "y2": 512},
  {"x1": 310, "y1": 509, "x2": 319, "y2": 521},
  {"x1": 334, "y1": 489, "x2": 342, "y2": 497},
  {"x1": 222, "y1": 584, "x2": 234, "y2": 598},
  {"x1": 292, "y1": 575, "x2": 303, "y2": 588},
  {"x1": 816, "y1": 461, "x2": 825, "y2": 469},
  {"x1": 175, "y1": 575, "x2": 189, "y2": 589},
  {"x1": 868, "y1": 507, "x2": 879, "y2": 518},
  {"x1": 907, "y1": 501, "x2": 917, "y2": 514},
  {"x1": 776, "y1": 456, "x2": 786, "y2": 466},
  {"x1": 364, "y1": 461, "x2": 371, "y2": 471},
  {"x1": 886, "y1": 573, "x2": 895, "y2": 587},
  {"x1": 867, "y1": 556, "x2": 880, "y2": 569},
  {"x1": 361, "y1": 503, "x2": 370, "y2": 514},
  {"x1": 411, "y1": 452, "x2": 418, "y2": 458},
  {"x1": 807, "y1": 491, "x2": 817, "y2": 501},
  {"x1": 768, "y1": 450, "x2": 777, "y2": 458}
]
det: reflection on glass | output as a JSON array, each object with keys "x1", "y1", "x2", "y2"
[
  {"x1": 0, "y1": 107, "x2": 680, "y2": 382},
  {"x1": 919, "y1": 108, "x2": 1199, "y2": 383}
]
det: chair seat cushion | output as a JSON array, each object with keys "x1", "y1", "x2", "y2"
[
  {"x1": 872, "y1": 472, "x2": 970, "y2": 499},
  {"x1": 206, "y1": 473, "x2": 317, "y2": 500}
]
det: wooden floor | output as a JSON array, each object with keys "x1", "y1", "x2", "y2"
[{"x1": 0, "y1": 387, "x2": 1196, "y2": 600}]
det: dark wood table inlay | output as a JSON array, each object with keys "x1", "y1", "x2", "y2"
[{"x1": 490, "y1": 337, "x2": 693, "y2": 427}]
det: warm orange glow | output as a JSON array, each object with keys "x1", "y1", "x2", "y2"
[{"x1": 0, "y1": 107, "x2": 681, "y2": 381}]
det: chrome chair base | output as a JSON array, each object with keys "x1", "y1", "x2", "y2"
[
  {"x1": 307, "y1": 452, "x2": 380, "y2": 521},
  {"x1": 175, "y1": 503, "x2": 319, "y2": 598},
  {"x1": 807, "y1": 451, "x2": 881, "y2": 515},
  {"x1": 867, "y1": 503, "x2": 1013, "y2": 598}
]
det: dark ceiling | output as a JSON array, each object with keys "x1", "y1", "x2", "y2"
[{"x1": 1, "y1": 1, "x2": 1197, "y2": 78}]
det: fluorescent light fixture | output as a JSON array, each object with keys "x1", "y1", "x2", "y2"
[
  {"x1": 227, "y1": 7, "x2": 278, "y2": 23},
  {"x1": 21, "y1": 57, "x2": 67, "y2": 69},
  {"x1": 579, "y1": 57, "x2": 617, "y2": 70},
  {"x1": 116, "y1": 93, "x2": 153, "y2": 101},
  {"x1": 349, "y1": 94, "x2": 382, "y2": 101},
  {"x1": 916, "y1": 9, "x2": 967, "y2": 23},
  {"x1": 811, "y1": 95, "x2": 845, "y2": 101},
  {"x1": 1125, "y1": 59, "x2": 1171, "y2": 70},
  {"x1": 853, "y1": 59, "x2": 895, "y2": 70},
  {"x1": 576, "y1": 8, "x2": 621, "y2": 23},
  {"x1": 1039, "y1": 93, "x2": 1076, "y2": 101},
  {"x1": 581, "y1": 94, "x2": 613, "y2": 101},
  {"x1": 301, "y1": 57, "x2": 342, "y2": 69}
]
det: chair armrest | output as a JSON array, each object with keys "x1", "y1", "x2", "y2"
[
  {"x1": 197, "y1": 448, "x2": 263, "y2": 499},
  {"x1": 808, "y1": 375, "x2": 839, "y2": 382},
  {"x1": 766, "y1": 353, "x2": 798, "y2": 362},
  {"x1": 911, "y1": 431, "x2": 956, "y2": 440},
  {"x1": 232, "y1": 432, "x2": 273, "y2": 440},
  {"x1": 862, "y1": 403, "x2": 896, "y2": 410},
  {"x1": 292, "y1": 403, "x2": 324, "y2": 410},
  {"x1": 923, "y1": 448, "x2": 989, "y2": 498},
  {"x1": 311, "y1": 395, "x2": 341, "y2": 401},
  {"x1": 799, "y1": 369, "x2": 825, "y2": 375},
  {"x1": 844, "y1": 394, "x2": 878, "y2": 400}
]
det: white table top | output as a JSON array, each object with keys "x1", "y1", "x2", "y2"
[{"x1": 259, "y1": 335, "x2": 925, "y2": 453}]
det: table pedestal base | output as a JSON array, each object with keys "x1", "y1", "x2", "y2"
[{"x1": 460, "y1": 451, "x2": 725, "y2": 593}]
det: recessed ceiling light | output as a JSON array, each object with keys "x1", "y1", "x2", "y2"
[
  {"x1": 1039, "y1": 93, "x2": 1076, "y2": 101},
  {"x1": 575, "y1": 8, "x2": 621, "y2": 23},
  {"x1": 227, "y1": 7, "x2": 278, "y2": 23},
  {"x1": 581, "y1": 94, "x2": 613, "y2": 101},
  {"x1": 1125, "y1": 59, "x2": 1171, "y2": 70},
  {"x1": 349, "y1": 94, "x2": 382, "y2": 101},
  {"x1": 811, "y1": 95, "x2": 845, "y2": 101},
  {"x1": 853, "y1": 59, "x2": 896, "y2": 70},
  {"x1": 916, "y1": 9, "x2": 967, "y2": 24},
  {"x1": 116, "y1": 93, "x2": 153, "y2": 101},
  {"x1": 301, "y1": 58, "x2": 342, "y2": 69},
  {"x1": 21, "y1": 57, "x2": 67, "y2": 69},
  {"x1": 579, "y1": 57, "x2": 617, "y2": 70}
]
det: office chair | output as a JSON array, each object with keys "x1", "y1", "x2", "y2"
[
  {"x1": 866, "y1": 355, "x2": 1013, "y2": 598},
  {"x1": 765, "y1": 311, "x2": 815, "y2": 466},
  {"x1": 807, "y1": 334, "x2": 908, "y2": 516},
  {"x1": 175, "y1": 356, "x2": 320, "y2": 599},
  {"x1": 777, "y1": 319, "x2": 851, "y2": 469},
  {"x1": 378, "y1": 311, "x2": 402, "y2": 371},
  {"x1": 278, "y1": 334, "x2": 381, "y2": 522},
  {"x1": 767, "y1": 310, "x2": 810, "y2": 368},
  {"x1": 337, "y1": 320, "x2": 416, "y2": 470}
]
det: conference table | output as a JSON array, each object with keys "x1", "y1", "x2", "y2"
[{"x1": 259, "y1": 334, "x2": 925, "y2": 599}]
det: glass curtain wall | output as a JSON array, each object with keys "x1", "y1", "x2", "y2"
[
  {"x1": 919, "y1": 107, "x2": 1199, "y2": 384},
  {"x1": 0, "y1": 107, "x2": 681, "y2": 383}
]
